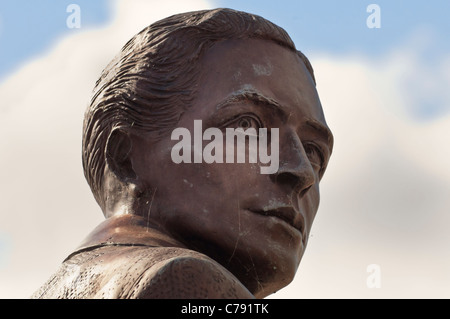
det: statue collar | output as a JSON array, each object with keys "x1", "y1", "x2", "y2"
[{"x1": 65, "y1": 214, "x2": 185, "y2": 261}]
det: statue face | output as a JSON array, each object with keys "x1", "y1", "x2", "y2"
[{"x1": 130, "y1": 38, "x2": 333, "y2": 296}]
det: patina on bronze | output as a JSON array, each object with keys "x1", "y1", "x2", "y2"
[{"x1": 32, "y1": 8, "x2": 333, "y2": 299}]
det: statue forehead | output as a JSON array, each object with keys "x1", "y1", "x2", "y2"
[{"x1": 189, "y1": 38, "x2": 323, "y2": 123}]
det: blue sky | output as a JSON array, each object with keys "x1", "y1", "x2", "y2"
[
  {"x1": 0, "y1": 0, "x2": 112, "y2": 81},
  {"x1": 1, "y1": 1, "x2": 449, "y2": 82},
  {"x1": 218, "y1": 0, "x2": 450, "y2": 56}
]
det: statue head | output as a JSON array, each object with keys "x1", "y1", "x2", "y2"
[{"x1": 82, "y1": 8, "x2": 333, "y2": 298}]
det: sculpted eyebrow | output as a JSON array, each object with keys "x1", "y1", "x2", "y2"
[
  {"x1": 215, "y1": 90, "x2": 334, "y2": 149},
  {"x1": 215, "y1": 89, "x2": 287, "y2": 120}
]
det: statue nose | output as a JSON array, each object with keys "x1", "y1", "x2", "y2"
[{"x1": 271, "y1": 132, "x2": 316, "y2": 198}]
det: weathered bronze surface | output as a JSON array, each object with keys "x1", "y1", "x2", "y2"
[{"x1": 32, "y1": 8, "x2": 333, "y2": 299}]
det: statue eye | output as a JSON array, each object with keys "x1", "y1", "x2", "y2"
[
  {"x1": 235, "y1": 115, "x2": 262, "y2": 130},
  {"x1": 304, "y1": 143, "x2": 324, "y2": 169}
]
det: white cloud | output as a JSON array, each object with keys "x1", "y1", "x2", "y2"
[
  {"x1": 389, "y1": 27, "x2": 450, "y2": 120},
  {"x1": 1, "y1": 2, "x2": 450, "y2": 299}
]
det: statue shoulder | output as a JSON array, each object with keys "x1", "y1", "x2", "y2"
[
  {"x1": 33, "y1": 244, "x2": 254, "y2": 299},
  {"x1": 133, "y1": 249, "x2": 254, "y2": 299}
]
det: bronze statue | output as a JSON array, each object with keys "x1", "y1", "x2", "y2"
[{"x1": 32, "y1": 8, "x2": 333, "y2": 299}]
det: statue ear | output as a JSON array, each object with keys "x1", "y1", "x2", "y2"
[{"x1": 105, "y1": 128, "x2": 137, "y2": 182}]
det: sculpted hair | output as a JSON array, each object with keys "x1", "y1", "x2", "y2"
[{"x1": 82, "y1": 8, "x2": 316, "y2": 210}]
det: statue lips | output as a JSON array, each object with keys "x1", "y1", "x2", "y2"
[{"x1": 250, "y1": 206, "x2": 306, "y2": 243}]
